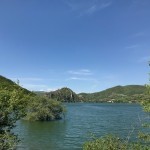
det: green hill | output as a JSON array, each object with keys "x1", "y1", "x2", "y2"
[
  {"x1": 78, "y1": 85, "x2": 148, "y2": 103},
  {"x1": 0, "y1": 75, "x2": 35, "y2": 95},
  {"x1": 45, "y1": 87, "x2": 82, "y2": 102}
]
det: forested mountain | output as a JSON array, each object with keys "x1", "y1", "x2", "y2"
[
  {"x1": 42, "y1": 85, "x2": 148, "y2": 103},
  {"x1": 45, "y1": 87, "x2": 82, "y2": 102},
  {"x1": 78, "y1": 85, "x2": 148, "y2": 103}
]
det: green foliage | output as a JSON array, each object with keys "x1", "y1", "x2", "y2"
[
  {"x1": 83, "y1": 135, "x2": 127, "y2": 150},
  {"x1": 45, "y1": 87, "x2": 82, "y2": 102},
  {"x1": 25, "y1": 96, "x2": 65, "y2": 121},
  {"x1": 0, "y1": 88, "x2": 29, "y2": 150},
  {"x1": 0, "y1": 75, "x2": 33, "y2": 149},
  {"x1": 138, "y1": 132, "x2": 150, "y2": 143},
  {"x1": 83, "y1": 135, "x2": 150, "y2": 150},
  {"x1": 79, "y1": 85, "x2": 149, "y2": 103},
  {"x1": 141, "y1": 99, "x2": 150, "y2": 112},
  {"x1": 0, "y1": 131, "x2": 18, "y2": 150},
  {"x1": 0, "y1": 75, "x2": 35, "y2": 96}
]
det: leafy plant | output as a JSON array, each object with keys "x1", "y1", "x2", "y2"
[
  {"x1": 0, "y1": 88, "x2": 29, "y2": 149},
  {"x1": 25, "y1": 96, "x2": 65, "y2": 121}
]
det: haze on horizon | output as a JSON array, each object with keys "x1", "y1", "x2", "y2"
[{"x1": 0, "y1": 0, "x2": 150, "y2": 93}]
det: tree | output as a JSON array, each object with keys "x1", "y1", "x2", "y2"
[
  {"x1": 0, "y1": 88, "x2": 29, "y2": 150},
  {"x1": 25, "y1": 96, "x2": 65, "y2": 121}
]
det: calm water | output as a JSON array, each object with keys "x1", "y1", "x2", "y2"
[{"x1": 15, "y1": 103, "x2": 146, "y2": 150}]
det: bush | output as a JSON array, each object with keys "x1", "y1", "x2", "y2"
[
  {"x1": 83, "y1": 135, "x2": 150, "y2": 150},
  {"x1": 25, "y1": 96, "x2": 65, "y2": 121}
]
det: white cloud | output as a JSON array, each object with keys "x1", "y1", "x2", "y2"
[
  {"x1": 99, "y1": 1, "x2": 112, "y2": 9},
  {"x1": 46, "y1": 88, "x2": 57, "y2": 92},
  {"x1": 22, "y1": 84, "x2": 62, "y2": 92},
  {"x1": 69, "y1": 77, "x2": 93, "y2": 80},
  {"x1": 80, "y1": 69, "x2": 91, "y2": 72},
  {"x1": 70, "y1": 77, "x2": 82, "y2": 80},
  {"x1": 63, "y1": 0, "x2": 112, "y2": 16},
  {"x1": 86, "y1": 5, "x2": 97, "y2": 14},
  {"x1": 68, "y1": 69, "x2": 93, "y2": 75},
  {"x1": 125, "y1": 44, "x2": 139, "y2": 49},
  {"x1": 45, "y1": 87, "x2": 61, "y2": 92}
]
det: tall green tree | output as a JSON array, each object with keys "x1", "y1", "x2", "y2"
[{"x1": 0, "y1": 88, "x2": 28, "y2": 150}]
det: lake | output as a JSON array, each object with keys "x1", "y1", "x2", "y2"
[{"x1": 15, "y1": 103, "x2": 146, "y2": 150}]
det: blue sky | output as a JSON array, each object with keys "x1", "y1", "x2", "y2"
[{"x1": 0, "y1": 0, "x2": 150, "y2": 93}]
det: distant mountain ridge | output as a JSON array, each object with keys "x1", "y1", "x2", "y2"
[
  {"x1": 1, "y1": 75, "x2": 147, "y2": 103},
  {"x1": 36, "y1": 85, "x2": 148, "y2": 103},
  {"x1": 78, "y1": 85, "x2": 147, "y2": 103}
]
